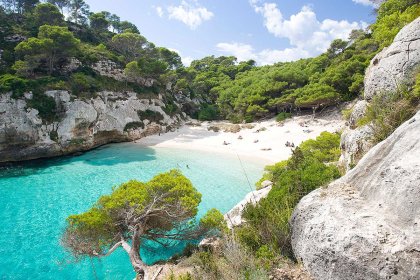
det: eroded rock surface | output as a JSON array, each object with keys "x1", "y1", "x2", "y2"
[
  {"x1": 364, "y1": 17, "x2": 420, "y2": 100},
  {"x1": 340, "y1": 17, "x2": 420, "y2": 170},
  {"x1": 0, "y1": 90, "x2": 184, "y2": 162},
  {"x1": 225, "y1": 182, "x2": 272, "y2": 229},
  {"x1": 291, "y1": 111, "x2": 420, "y2": 280}
]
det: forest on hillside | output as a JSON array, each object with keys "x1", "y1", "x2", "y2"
[{"x1": 0, "y1": 0, "x2": 419, "y2": 123}]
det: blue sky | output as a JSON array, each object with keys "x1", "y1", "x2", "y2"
[{"x1": 84, "y1": 0, "x2": 377, "y2": 65}]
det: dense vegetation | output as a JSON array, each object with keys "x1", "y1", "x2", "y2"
[
  {"x1": 168, "y1": 0, "x2": 419, "y2": 122},
  {"x1": 0, "y1": 0, "x2": 182, "y2": 115},
  {"x1": 1, "y1": 0, "x2": 419, "y2": 124}
]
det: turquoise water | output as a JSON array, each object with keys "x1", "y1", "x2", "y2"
[{"x1": 0, "y1": 143, "x2": 264, "y2": 279}]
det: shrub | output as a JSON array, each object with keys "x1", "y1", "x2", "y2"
[
  {"x1": 275, "y1": 112, "x2": 292, "y2": 122},
  {"x1": 26, "y1": 91, "x2": 57, "y2": 122},
  {"x1": 124, "y1": 121, "x2": 144, "y2": 131},
  {"x1": 200, "y1": 208, "x2": 228, "y2": 234},
  {"x1": 357, "y1": 88, "x2": 419, "y2": 143},
  {"x1": 198, "y1": 104, "x2": 219, "y2": 121},
  {"x1": 70, "y1": 72, "x2": 100, "y2": 96},
  {"x1": 138, "y1": 109, "x2": 164, "y2": 123},
  {"x1": 238, "y1": 132, "x2": 341, "y2": 258},
  {"x1": 187, "y1": 237, "x2": 269, "y2": 280},
  {"x1": 0, "y1": 74, "x2": 29, "y2": 96}
]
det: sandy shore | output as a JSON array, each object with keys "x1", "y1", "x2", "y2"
[{"x1": 136, "y1": 111, "x2": 345, "y2": 165}]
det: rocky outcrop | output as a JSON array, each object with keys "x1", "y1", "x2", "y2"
[
  {"x1": 224, "y1": 182, "x2": 272, "y2": 229},
  {"x1": 291, "y1": 110, "x2": 420, "y2": 280},
  {"x1": 91, "y1": 59, "x2": 155, "y2": 87},
  {"x1": 0, "y1": 90, "x2": 184, "y2": 163},
  {"x1": 340, "y1": 17, "x2": 420, "y2": 170},
  {"x1": 364, "y1": 17, "x2": 420, "y2": 100}
]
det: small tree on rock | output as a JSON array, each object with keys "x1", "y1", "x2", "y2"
[{"x1": 62, "y1": 170, "x2": 202, "y2": 279}]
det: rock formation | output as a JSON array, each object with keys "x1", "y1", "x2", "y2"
[
  {"x1": 291, "y1": 110, "x2": 420, "y2": 280},
  {"x1": 0, "y1": 90, "x2": 185, "y2": 163},
  {"x1": 224, "y1": 181, "x2": 272, "y2": 229},
  {"x1": 340, "y1": 17, "x2": 420, "y2": 170}
]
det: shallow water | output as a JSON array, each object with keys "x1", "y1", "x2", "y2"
[{"x1": 0, "y1": 143, "x2": 264, "y2": 279}]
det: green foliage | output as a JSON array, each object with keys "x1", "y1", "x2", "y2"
[
  {"x1": 89, "y1": 12, "x2": 110, "y2": 33},
  {"x1": 200, "y1": 208, "x2": 228, "y2": 234},
  {"x1": 32, "y1": 3, "x2": 64, "y2": 27},
  {"x1": 299, "y1": 131, "x2": 341, "y2": 162},
  {"x1": 238, "y1": 132, "x2": 341, "y2": 258},
  {"x1": 275, "y1": 112, "x2": 292, "y2": 122},
  {"x1": 357, "y1": 86, "x2": 419, "y2": 143},
  {"x1": 64, "y1": 170, "x2": 202, "y2": 257},
  {"x1": 187, "y1": 237, "x2": 269, "y2": 280},
  {"x1": 198, "y1": 104, "x2": 219, "y2": 121},
  {"x1": 137, "y1": 109, "x2": 164, "y2": 124},
  {"x1": 110, "y1": 32, "x2": 147, "y2": 62},
  {"x1": 0, "y1": 74, "x2": 29, "y2": 95},
  {"x1": 26, "y1": 91, "x2": 57, "y2": 122},
  {"x1": 123, "y1": 121, "x2": 144, "y2": 131},
  {"x1": 295, "y1": 83, "x2": 340, "y2": 108},
  {"x1": 69, "y1": 72, "x2": 99, "y2": 96},
  {"x1": 15, "y1": 25, "x2": 80, "y2": 74},
  {"x1": 372, "y1": 0, "x2": 420, "y2": 48}
]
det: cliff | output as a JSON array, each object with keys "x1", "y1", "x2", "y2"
[
  {"x1": 290, "y1": 17, "x2": 420, "y2": 280},
  {"x1": 0, "y1": 89, "x2": 186, "y2": 162}
]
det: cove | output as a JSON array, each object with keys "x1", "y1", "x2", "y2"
[{"x1": 0, "y1": 143, "x2": 264, "y2": 279}]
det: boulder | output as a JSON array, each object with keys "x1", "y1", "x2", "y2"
[
  {"x1": 339, "y1": 124, "x2": 374, "y2": 170},
  {"x1": 291, "y1": 111, "x2": 420, "y2": 280},
  {"x1": 364, "y1": 17, "x2": 420, "y2": 100},
  {"x1": 260, "y1": 180, "x2": 273, "y2": 189},
  {"x1": 198, "y1": 236, "x2": 221, "y2": 251},
  {"x1": 348, "y1": 100, "x2": 368, "y2": 129},
  {"x1": 340, "y1": 17, "x2": 420, "y2": 170},
  {"x1": 225, "y1": 184, "x2": 272, "y2": 229}
]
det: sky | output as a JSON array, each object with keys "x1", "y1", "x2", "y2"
[{"x1": 84, "y1": 0, "x2": 378, "y2": 66}]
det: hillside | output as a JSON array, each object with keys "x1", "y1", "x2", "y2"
[{"x1": 1, "y1": 0, "x2": 419, "y2": 163}]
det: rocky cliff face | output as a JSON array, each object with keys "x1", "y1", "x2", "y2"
[
  {"x1": 291, "y1": 110, "x2": 420, "y2": 280},
  {"x1": 0, "y1": 90, "x2": 185, "y2": 163},
  {"x1": 340, "y1": 17, "x2": 420, "y2": 170}
]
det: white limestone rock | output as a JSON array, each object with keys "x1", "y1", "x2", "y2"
[
  {"x1": 364, "y1": 17, "x2": 420, "y2": 100},
  {"x1": 225, "y1": 184, "x2": 272, "y2": 229},
  {"x1": 291, "y1": 111, "x2": 420, "y2": 280}
]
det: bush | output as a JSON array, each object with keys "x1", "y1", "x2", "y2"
[
  {"x1": 275, "y1": 112, "x2": 292, "y2": 122},
  {"x1": 138, "y1": 109, "x2": 164, "y2": 123},
  {"x1": 124, "y1": 121, "x2": 144, "y2": 131},
  {"x1": 357, "y1": 88, "x2": 419, "y2": 143},
  {"x1": 70, "y1": 73, "x2": 100, "y2": 96},
  {"x1": 26, "y1": 91, "x2": 57, "y2": 122},
  {"x1": 198, "y1": 104, "x2": 219, "y2": 121},
  {"x1": 238, "y1": 132, "x2": 341, "y2": 258},
  {"x1": 200, "y1": 208, "x2": 228, "y2": 234},
  {"x1": 0, "y1": 74, "x2": 29, "y2": 96},
  {"x1": 187, "y1": 237, "x2": 269, "y2": 280}
]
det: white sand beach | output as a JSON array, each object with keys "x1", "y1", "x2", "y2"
[{"x1": 136, "y1": 110, "x2": 345, "y2": 165}]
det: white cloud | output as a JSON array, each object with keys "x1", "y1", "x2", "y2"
[
  {"x1": 352, "y1": 0, "x2": 379, "y2": 7},
  {"x1": 216, "y1": 42, "x2": 310, "y2": 65},
  {"x1": 216, "y1": 43, "x2": 255, "y2": 62},
  {"x1": 155, "y1": 6, "x2": 164, "y2": 18},
  {"x1": 250, "y1": 2, "x2": 367, "y2": 55},
  {"x1": 167, "y1": 0, "x2": 214, "y2": 30}
]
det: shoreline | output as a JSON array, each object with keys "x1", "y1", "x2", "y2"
[{"x1": 136, "y1": 112, "x2": 345, "y2": 166}]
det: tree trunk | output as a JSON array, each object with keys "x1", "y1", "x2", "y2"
[{"x1": 125, "y1": 228, "x2": 149, "y2": 280}]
